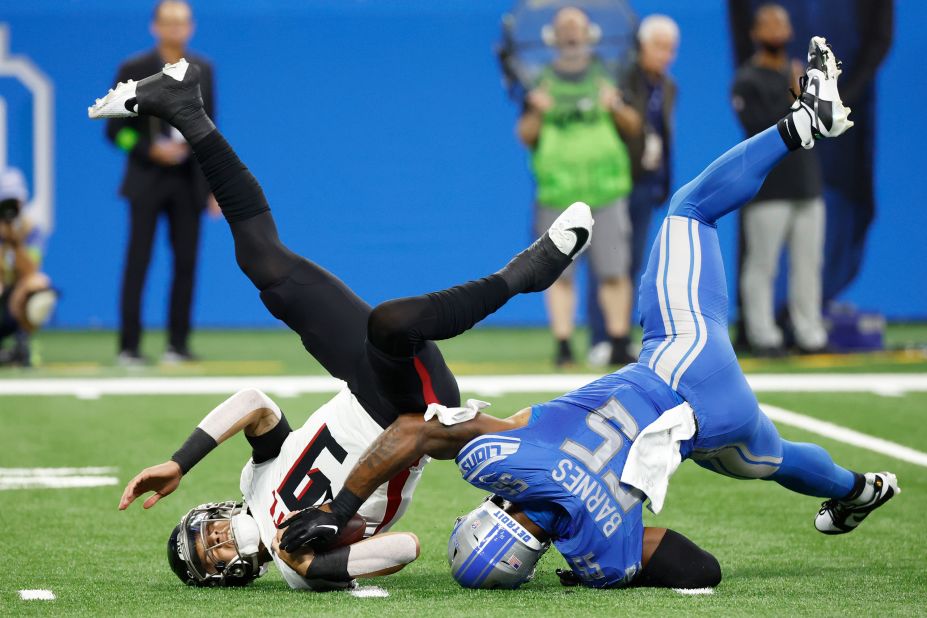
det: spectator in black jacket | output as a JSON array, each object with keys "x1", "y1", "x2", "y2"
[
  {"x1": 106, "y1": 0, "x2": 216, "y2": 365},
  {"x1": 731, "y1": 3, "x2": 826, "y2": 355}
]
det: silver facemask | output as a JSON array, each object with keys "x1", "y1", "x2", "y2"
[{"x1": 169, "y1": 500, "x2": 265, "y2": 587}]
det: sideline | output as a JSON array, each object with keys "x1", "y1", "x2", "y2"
[{"x1": 1, "y1": 373, "x2": 927, "y2": 398}]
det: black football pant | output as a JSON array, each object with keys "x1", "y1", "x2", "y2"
[
  {"x1": 188, "y1": 129, "x2": 514, "y2": 428},
  {"x1": 119, "y1": 178, "x2": 201, "y2": 354}
]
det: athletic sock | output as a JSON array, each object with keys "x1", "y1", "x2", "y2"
[
  {"x1": 610, "y1": 335, "x2": 630, "y2": 353},
  {"x1": 556, "y1": 338, "x2": 573, "y2": 364},
  {"x1": 190, "y1": 130, "x2": 270, "y2": 223},
  {"x1": 841, "y1": 472, "x2": 875, "y2": 504},
  {"x1": 608, "y1": 335, "x2": 631, "y2": 364},
  {"x1": 777, "y1": 109, "x2": 813, "y2": 151}
]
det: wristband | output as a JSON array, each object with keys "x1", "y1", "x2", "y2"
[
  {"x1": 170, "y1": 427, "x2": 218, "y2": 474},
  {"x1": 329, "y1": 487, "x2": 364, "y2": 526}
]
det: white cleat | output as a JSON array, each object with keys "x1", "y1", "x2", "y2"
[
  {"x1": 497, "y1": 201, "x2": 593, "y2": 294},
  {"x1": 88, "y1": 58, "x2": 191, "y2": 119},
  {"x1": 88, "y1": 79, "x2": 138, "y2": 118},
  {"x1": 791, "y1": 36, "x2": 853, "y2": 146},
  {"x1": 547, "y1": 201, "x2": 593, "y2": 261},
  {"x1": 815, "y1": 471, "x2": 899, "y2": 535}
]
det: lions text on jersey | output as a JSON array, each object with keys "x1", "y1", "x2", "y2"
[
  {"x1": 455, "y1": 364, "x2": 693, "y2": 588},
  {"x1": 240, "y1": 387, "x2": 427, "y2": 589}
]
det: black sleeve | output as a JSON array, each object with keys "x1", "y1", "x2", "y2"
[
  {"x1": 246, "y1": 412, "x2": 292, "y2": 464},
  {"x1": 632, "y1": 529, "x2": 722, "y2": 589}
]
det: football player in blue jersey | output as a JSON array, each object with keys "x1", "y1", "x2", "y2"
[{"x1": 276, "y1": 37, "x2": 899, "y2": 590}]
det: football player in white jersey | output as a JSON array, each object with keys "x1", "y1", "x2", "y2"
[
  {"x1": 101, "y1": 58, "x2": 593, "y2": 590},
  {"x1": 119, "y1": 387, "x2": 425, "y2": 589}
]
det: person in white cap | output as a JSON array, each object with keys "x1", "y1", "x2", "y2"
[{"x1": 0, "y1": 167, "x2": 57, "y2": 365}]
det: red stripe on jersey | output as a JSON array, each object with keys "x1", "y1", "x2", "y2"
[
  {"x1": 296, "y1": 469, "x2": 320, "y2": 501},
  {"x1": 413, "y1": 356, "x2": 439, "y2": 405},
  {"x1": 279, "y1": 424, "x2": 326, "y2": 489},
  {"x1": 373, "y1": 459, "x2": 419, "y2": 534}
]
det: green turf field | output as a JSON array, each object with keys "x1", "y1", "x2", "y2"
[{"x1": 1, "y1": 329, "x2": 926, "y2": 615}]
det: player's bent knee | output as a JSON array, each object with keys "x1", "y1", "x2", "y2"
[
  {"x1": 367, "y1": 299, "x2": 421, "y2": 356},
  {"x1": 634, "y1": 529, "x2": 721, "y2": 589}
]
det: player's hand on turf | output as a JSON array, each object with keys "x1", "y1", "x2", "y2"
[
  {"x1": 277, "y1": 505, "x2": 340, "y2": 552},
  {"x1": 118, "y1": 460, "x2": 182, "y2": 510}
]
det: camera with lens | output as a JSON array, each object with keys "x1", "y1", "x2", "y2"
[{"x1": 0, "y1": 198, "x2": 21, "y2": 223}]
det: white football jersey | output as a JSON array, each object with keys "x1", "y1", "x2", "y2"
[{"x1": 240, "y1": 386, "x2": 428, "y2": 589}]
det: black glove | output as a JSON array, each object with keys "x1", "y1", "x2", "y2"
[{"x1": 277, "y1": 507, "x2": 341, "y2": 552}]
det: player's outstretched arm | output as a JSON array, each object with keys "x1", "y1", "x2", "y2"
[
  {"x1": 278, "y1": 410, "x2": 530, "y2": 552},
  {"x1": 118, "y1": 388, "x2": 285, "y2": 510},
  {"x1": 344, "y1": 408, "x2": 531, "y2": 500}
]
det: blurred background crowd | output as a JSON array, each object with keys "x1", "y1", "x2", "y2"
[{"x1": 0, "y1": 0, "x2": 919, "y2": 369}]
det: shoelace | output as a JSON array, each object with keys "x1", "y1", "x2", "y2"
[{"x1": 789, "y1": 75, "x2": 809, "y2": 103}]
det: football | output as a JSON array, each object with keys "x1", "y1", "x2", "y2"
[{"x1": 324, "y1": 513, "x2": 367, "y2": 549}]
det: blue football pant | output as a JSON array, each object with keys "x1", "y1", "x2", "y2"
[{"x1": 637, "y1": 126, "x2": 855, "y2": 498}]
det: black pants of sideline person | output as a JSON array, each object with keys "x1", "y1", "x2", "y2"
[{"x1": 119, "y1": 182, "x2": 202, "y2": 355}]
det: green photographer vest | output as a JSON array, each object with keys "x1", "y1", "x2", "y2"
[{"x1": 531, "y1": 60, "x2": 632, "y2": 209}]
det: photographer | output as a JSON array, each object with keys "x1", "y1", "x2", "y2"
[
  {"x1": 0, "y1": 167, "x2": 57, "y2": 366},
  {"x1": 517, "y1": 6, "x2": 641, "y2": 367}
]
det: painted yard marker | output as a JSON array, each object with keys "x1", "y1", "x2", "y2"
[
  {"x1": 348, "y1": 586, "x2": 389, "y2": 598},
  {"x1": 0, "y1": 467, "x2": 118, "y2": 490},
  {"x1": 19, "y1": 590, "x2": 55, "y2": 600},
  {"x1": 673, "y1": 587, "x2": 715, "y2": 596}
]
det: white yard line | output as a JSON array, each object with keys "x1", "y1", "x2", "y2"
[
  {"x1": 760, "y1": 404, "x2": 927, "y2": 468},
  {"x1": 0, "y1": 467, "x2": 119, "y2": 491},
  {"x1": 1, "y1": 373, "x2": 926, "y2": 398},
  {"x1": 0, "y1": 466, "x2": 117, "y2": 476},
  {"x1": 1, "y1": 374, "x2": 926, "y2": 468},
  {"x1": 0, "y1": 476, "x2": 118, "y2": 490}
]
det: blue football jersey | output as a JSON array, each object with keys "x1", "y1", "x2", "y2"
[{"x1": 455, "y1": 363, "x2": 688, "y2": 588}]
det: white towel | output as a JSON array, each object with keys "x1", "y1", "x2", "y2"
[
  {"x1": 423, "y1": 399, "x2": 491, "y2": 426},
  {"x1": 621, "y1": 402, "x2": 697, "y2": 514}
]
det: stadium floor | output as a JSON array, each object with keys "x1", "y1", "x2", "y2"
[{"x1": 2, "y1": 328, "x2": 926, "y2": 615}]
